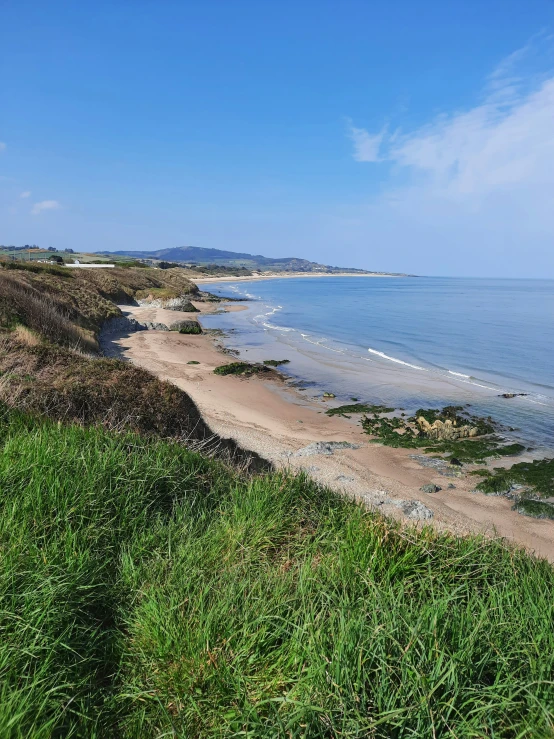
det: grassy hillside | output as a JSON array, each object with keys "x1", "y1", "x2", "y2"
[
  {"x1": 0, "y1": 260, "x2": 553, "y2": 737},
  {"x1": 0, "y1": 407, "x2": 553, "y2": 737},
  {"x1": 0, "y1": 262, "x2": 200, "y2": 344},
  {"x1": 0, "y1": 263, "x2": 265, "y2": 469}
]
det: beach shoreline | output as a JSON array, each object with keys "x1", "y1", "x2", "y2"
[
  {"x1": 202, "y1": 275, "x2": 554, "y2": 454},
  {"x1": 103, "y1": 297, "x2": 554, "y2": 562},
  {"x1": 194, "y1": 271, "x2": 404, "y2": 284}
]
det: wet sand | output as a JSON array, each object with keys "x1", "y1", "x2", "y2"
[{"x1": 106, "y1": 300, "x2": 554, "y2": 562}]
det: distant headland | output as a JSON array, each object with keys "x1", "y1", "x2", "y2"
[
  {"x1": 0, "y1": 244, "x2": 412, "y2": 278},
  {"x1": 96, "y1": 246, "x2": 412, "y2": 277}
]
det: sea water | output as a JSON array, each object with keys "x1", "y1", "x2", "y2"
[{"x1": 201, "y1": 277, "x2": 554, "y2": 451}]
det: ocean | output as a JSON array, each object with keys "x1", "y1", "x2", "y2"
[{"x1": 201, "y1": 276, "x2": 554, "y2": 452}]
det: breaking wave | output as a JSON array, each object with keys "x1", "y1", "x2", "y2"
[{"x1": 367, "y1": 347, "x2": 426, "y2": 371}]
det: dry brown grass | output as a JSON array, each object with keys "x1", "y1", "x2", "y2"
[
  {"x1": 0, "y1": 271, "x2": 98, "y2": 352},
  {"x1": 134, "y1": 286, "x2": 181, "y2": 301},
  {"x1": 75, "y1": 267, "x2": 199, "y2": 304},
  {"x1": 11, "y1": 325, "x2": 40, "y2": 346},
  {"x1": 0, "y1": 335, "x2": 268, "y2": 471}
]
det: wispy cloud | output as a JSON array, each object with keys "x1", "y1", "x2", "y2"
[
  {"x1": 347, "y1": 120, "x2": 386, "y2": 163},
  {"x1": 349, "y1": 74, "x2": 554, "y2": 198},
  {"x1": 20, "y1": 191, "x2": 31, "y2": 198},
  {"x1": 32, "y1": 200, "x2": 61, "y2": 215},
  {"x1": 0, "y1": 142, "x2": 6, "y2": 152},
  {"x1": 343, "y1": 38, "x2": 554, "y2": 276}
]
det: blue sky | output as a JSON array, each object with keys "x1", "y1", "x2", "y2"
[{"x1": 2, "y1": 1, "x2": 554, "y2": 276}]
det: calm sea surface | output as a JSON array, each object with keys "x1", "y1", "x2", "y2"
[{"x1": 202, "y1": 277, "x2": 554, "y2": 451}]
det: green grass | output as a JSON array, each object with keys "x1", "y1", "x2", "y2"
[
  {"x1": 135, "y1": 286, "x2": 180, "y2": 300},
  {"x1": 178, "y1": 323, "x2": 202, "y2": 334},
  {"x1": 0, "y1": 408, "x2": 553, "y2": 736},
  {"x1": 476, "y1": 457, "x2": 554, "y2": 497},
  {"x1": 425, "y1": 439, "x2": 526, "y2": 464},
  {"x1": 262, "y1": 359, "x2": 290, "y2": 366},
  {"x1": 359, "y1": 406, "x2": 525, "y2": 462},
  {"x1": 1, "y1": 260, "x2": 71, "y2": 278},
  {"x1": 214, "y1": 361, "x2": 270, "y2": 376},
  {"x1": 326, "y1": 402, "x2": 394, "y2": 417},
  {"x1": 513, "y1": 499, "x2": 554, "y2": 520}
]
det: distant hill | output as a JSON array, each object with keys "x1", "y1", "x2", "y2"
[{"x1": 98, "y1": 246, "x2": 389, "y2": 274}]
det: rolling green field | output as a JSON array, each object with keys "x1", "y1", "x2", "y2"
[{"x1": 0, "y1": 407, "x2": 553, "y2": 737}]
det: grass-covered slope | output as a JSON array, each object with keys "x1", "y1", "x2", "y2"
[
  {"x1": 0, "y1": 262, "x2": 200, "y2": 341},
  {"x1": 1, "y1": 408, "x2": 553, "y2": 737},
  {"x1": 0, "y1": 264, "x2": 266, "y2": 470},
  {"x1": 0, "y1": 335, "x2": 209, "y2": 437}
]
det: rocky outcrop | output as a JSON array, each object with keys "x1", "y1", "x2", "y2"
[
  {"x1": 100, "y1": 316, "x2": 173, "y2": 338},
  {"x1": 168, "y1": 298, "x2": 199, "y2": 312},
  {"x1": 170, "y1": 320, "x2": 202, "y2": 334},
  {"x1": 409, "y1": 454, "x2": 463, "y2": 478},
  {"x1": 416, "y1": 416, "x2": 478, "y2": 441},
  {"x1": 140, "y1": 321, "x2": 170, "y2": 331},
  {"x1": 420, "y1": 484, "x2": 441, "y2": 494},
  {"x1": 99, "y1": 317, "x2": 177, "y2": 356},
  {"x1": 137, "y1": 297, "x2": 199, "y2": 311},
  {"x1": 99, "y1": 316, "x2": 146, "y2": 338},
  {"x1": 292, "y1": 441, "x2": 361, "y2": 457},
  {"x1": 396, "y1": 500, "x2": 434, "y2": 520},
  {"x1": 359, "y1": 491, "x2": 434, "y2": 520}
]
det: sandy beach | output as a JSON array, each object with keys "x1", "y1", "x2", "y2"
[
  {"x1": 105, "y1": 299, "x2": 554, "y2": 562},
  {"x1": 194, "y1": 271, "x2": 400, "y2": 284}
]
